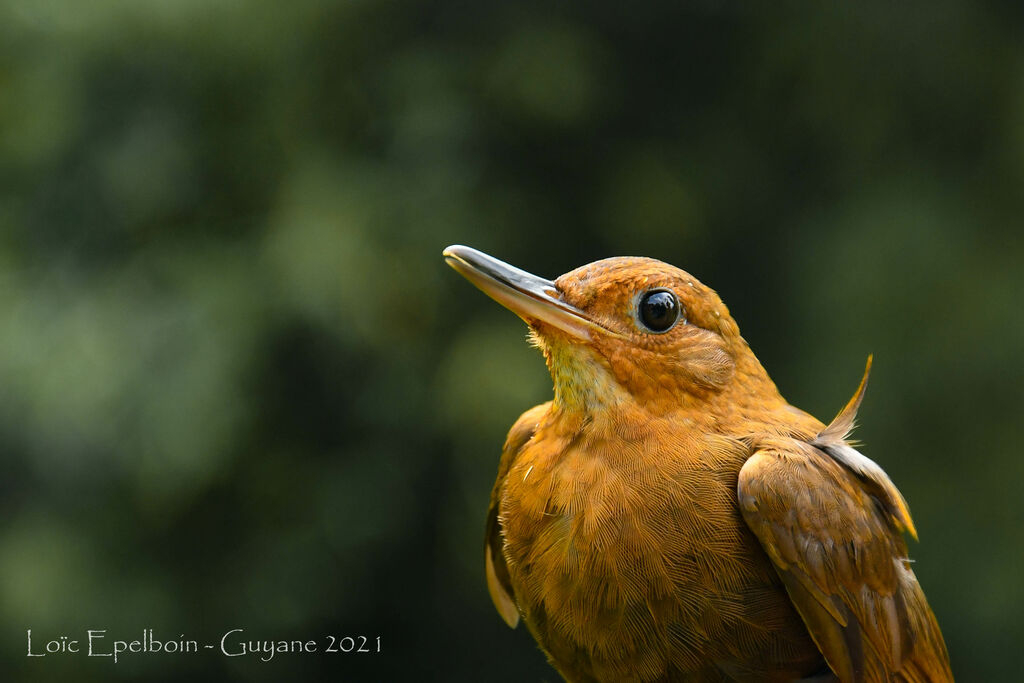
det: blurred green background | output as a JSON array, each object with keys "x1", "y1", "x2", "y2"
[{"x1": 1, "y1": 1, "x2": 1022, "y2": 680}]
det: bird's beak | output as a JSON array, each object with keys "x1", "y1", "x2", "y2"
[{"x1": 443, "y1": 245, "x2": 612, "y2": 341}]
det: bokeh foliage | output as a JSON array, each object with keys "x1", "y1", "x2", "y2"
[{"x1": 1, "y1": 1, "x2": 1022, "y2": 680}]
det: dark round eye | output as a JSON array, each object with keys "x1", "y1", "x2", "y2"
[{"x1": 638, "y1": 289, "x2": 681, "y2": 333}]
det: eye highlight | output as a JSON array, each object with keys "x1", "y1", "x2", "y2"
[{"x1": 637, "y1": 289, "x2": 681, "y2": 333}]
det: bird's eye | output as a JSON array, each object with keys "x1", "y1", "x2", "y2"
[{"x1": 637, "y1": 289, "x2": 681, "y2": 333}]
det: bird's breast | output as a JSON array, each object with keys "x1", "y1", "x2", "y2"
[{"x1": 498, "y1": 411, "x2": 820, "y2": 681}]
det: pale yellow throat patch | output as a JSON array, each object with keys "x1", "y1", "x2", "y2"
[{"x1": 531, "y1": 331, "x2": 630, "y2": 411}]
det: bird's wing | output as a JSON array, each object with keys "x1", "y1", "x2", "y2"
[
  {"x1": 485, "y1": 401, "x2": 549, "y2": 629},
  {"x1": 737, "y1": 361, "x2": 952, "y2": 682}
]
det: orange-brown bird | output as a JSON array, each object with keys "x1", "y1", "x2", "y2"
[{"x1": 443, "y1": 245, "x2": 952, "y2": 683}]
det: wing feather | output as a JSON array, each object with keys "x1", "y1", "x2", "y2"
[
  {"x1": 737, "y1": 362, "x2": 951, "y2": 682},
  {"x1": 485, "y1": 401, "x2": 550, "y2": 628}
]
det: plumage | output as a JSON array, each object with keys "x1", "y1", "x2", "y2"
[{"x1": 444, "y1": 246, "x2": 952, "y2": 682}]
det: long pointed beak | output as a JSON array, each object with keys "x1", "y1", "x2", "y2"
[{"x1": 443, "y1": 245, "x2": 613, "y2": 341}]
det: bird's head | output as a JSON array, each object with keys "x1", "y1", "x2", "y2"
[{"x1": 444, "y1": 245, "x2": 775, "y2": 414}]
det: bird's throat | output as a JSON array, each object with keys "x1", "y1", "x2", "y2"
[{"x1": 538, "y1": 335, "x2": 631, "y2": 413}]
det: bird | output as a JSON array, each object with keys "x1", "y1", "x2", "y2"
[{"x1": 443, "y1": 245, "x2": 952, "y2": 683}]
